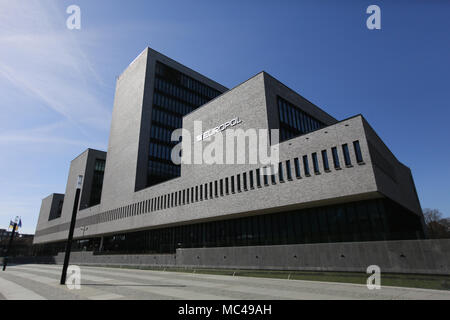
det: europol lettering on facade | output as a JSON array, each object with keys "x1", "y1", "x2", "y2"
[
  {"x1": 196, "y1": 117, "x2": 243, "y2": 141},
  {"x1": 33, "y1": 47, "x2": 426, "y2": 257}
]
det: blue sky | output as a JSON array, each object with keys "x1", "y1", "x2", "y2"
[{"x1": 0, "y1": 0, "x2": 449, "y2": 234}]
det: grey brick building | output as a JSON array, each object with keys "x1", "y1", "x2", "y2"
[{"x1": 33, "y1": 47, "x2": 426, "y2": 256}]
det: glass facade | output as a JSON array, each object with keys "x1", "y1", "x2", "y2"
[
  {"x1": 91, "y1": 198, "x2": 424, "y2": 254},
  {"x1": 277, "y1": 96, "x2": 325, "y2": 142},
  {"x1": 48, "y1": 199, "x2": 64, "y2": 221},
  {"x1": 88, "y1": 159, "x2": 105, "y2": 207},
  {"x1": 147, "y1": 61, "x2": 223, "y2": 187}
]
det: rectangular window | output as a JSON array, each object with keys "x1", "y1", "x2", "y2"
[
  {"x1": 321, "y1": 150, "x2": 330, "y2": 171},
  {"x1": 249, "y1": 171, "x2": 254, "y2": 189},
  {"x1": 237, "y1": 174, "x2": 241, "y2": 192},
  {"x1": 194, "y1": 186, "x2": 198, "y2": 202},
  {"x1": 278, "y1": 162, "x2": 284, "y2": 182},
  {"x1": 204, "y1": 183, "x2": 208, "y2": 200},
  {"x1": 286, "y1": 160, "x2": 292, "y2": 180},
  {"x1": 271, "y1": 166, "x2": 276, "y2": 184},
  {"x1": 214, "y1": 181, "x2": 218, "y2": 197},
  {"x1": 256, "y1": 168, "x2": 261, "y2": 187},
  {"x1": 225, "y1": 177, "x2": 229, "y2": 194},
  {"x1": 312, "y1": 153, "x2": 320, "y2": 174},
  {"x1": 353, "y1": 140, "x2": 364, "y2": 163},
  {"x1": 294, "y1": 157, "x2": 301, "y2": 178},
  {"x1": 209, "y1": 182, "x2": 213, "y2": 198},
  {"x1": 332, "y1": 147, "x2": 340, "y2": 169},
  {"x1": 191, "y1": 187, "x2": 194, "y2": 202},
  {"x1": 243, "y1": 172, "x2": 248, "y2": 190},
  {"x1": 220, "y1": 179, "x2": 224, "y2": 196},
  {"x1": 200, "y1": 184, "x2": 203, "y2": 201},
  {"x1": 303, "y1": 155, "x2": 310, "y2": 176},
  {"x1": 186, "y1": 188, "x2": 190, "y2": 204},
  {"x1": 263, "y1": 168, "x2": 269, "y2": 185},
  {"x1": 183, "y1": 190, "x2": 186, "y2": 204},
  {"x1": 342, "y1": 144, "x2": 352, "y2": 166},
  {"x1": 231, "y1": 176, "x2": 235, "y2": 193}
]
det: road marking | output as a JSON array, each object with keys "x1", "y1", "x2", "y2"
[{"x1": 0, "y1": 276, "x2": 46, "y2": 300}]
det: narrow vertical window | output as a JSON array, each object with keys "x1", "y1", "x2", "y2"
[
  {"x1": 204, "y1": 183, "x2": 208, "y2": 199},
  {"x1": 321, "y1": 150, "x2": 330, "y2": 171},
  {"x1": 183, "y1": 190, "x2": 186, "y2": 204},
  {"x1": 186, "y1": 188, "x2": 190, "y2": 204},
  {"x1": 191, "y1": 187, "x2": 194, "y2": 203},
  {"x1": 243, "y1": 172, "x2": 248, "y2": 190},
  {"x1": 342, "y1": 144, "x2": 352, "y2": 166},
  {"x1": 332, "y1": 147, "x2": 340, "y2": 169},
  {"x1": 237, "y1": 174, "x2": 241, "y2": 192},
  {"x1": 231, "y1": 176, "x2": 235, "y2": 193},
  {"x1": 294, "y1": 157, "x2": 301, "y2": 178},
  {"x1": 263, "y1": 167, "x2": 269, "y2": 185},
  {"x1": 225, "y1": 178, "x2": 229, "y2": 194},
  {"x1": 209, "y1": 182, "x2": 213, "y2": 198},
  {"x1": 312, "y1": 153, "x2": 320, "y2": 174},
  {"x1": 271, "y1": 166, "x2": 276, "y2": 184},
  {"x1": 249, "y1": 171, "x2": 254, "y2": 189},
  {"x1": 200, "y1": 185, "x2": 203, "y2": 201},
  {"x1": 256, "y1": 168, "x2": 261, "y2": 187},
  {"x1": 220, "y1": 179, "x2": 224, "y2": 196},
  {"x1": 214, "y1": 181, "x2": 218, "y2": 197},
  {"x1": 303, "y1": 155, "x2": 310, "y2": 176},
  {"x1": 278, "y1": 162, "x2": 284, "y2": 182},
  {"x1": 286, "y1": 160, "x2": 292, "y2": 180},
  {"x1": 353, "y1": 140, "x2": 364, "y2": 163}
]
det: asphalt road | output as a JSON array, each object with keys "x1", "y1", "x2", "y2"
[{"x1": 0, "y1": 264, "x2": 449, "y2": 300}]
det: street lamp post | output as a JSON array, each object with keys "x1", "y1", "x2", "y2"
[
  {"x1": 2, "y1": 217, "x2": 19, "y2": 271},
  {"x1": 60, "y1": 175, "x2": 83, "y2": 285}
]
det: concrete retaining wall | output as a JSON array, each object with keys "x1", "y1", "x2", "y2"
[
  {"x1": 176, "y1": 239, "x2": 450, "y2": 275},
  {"x1": 2, "y1": 239, "x2": 449, "y2": 275}
]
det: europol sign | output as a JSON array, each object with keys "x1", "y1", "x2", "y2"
[{"x1": 196, "y1": 117, "x2": 243, "y2": 142}]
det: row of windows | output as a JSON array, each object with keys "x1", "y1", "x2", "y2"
[
  {"x1": 96, "y1": 198, "x2": 424, "y2": 254},
  {"x1": 48, "y1": 199, "x2": 64, "y2": 221},
  {"x1": 278, "y1": 96, "x2": 325, "y2": 142},
  {"x1": 155, "y1": 61, "x2": 222, "y2": 100},
  {"x1": 80, "y1": 140, "x2": 365, "y2": 228},
  {"x1": 152, "y1": 108, "x2": 183, "y2": 129},
  {"x1": 150, "y1": 124, "x2": 175, "y2": 143},
  {"x1": 88, "y1": 159, "x2": 106, "y2": 208},
  {"x1": 148, "y1": 62, "x2": 222, "y2": 188},
  {"x1": 155, "y1": 77, "x2": 211, "y2": 108},
  {"x1": 148, "y1": 160, "x2": 180, "y2": 178},
  {"x1": 149, "y1": 142, "x2": 173, "y2": 161},
  {"x1": 153, "y1": 92, "x2": 194, "y2": 116},
  {"x1": 94, "y1": 159, "x2": 105, "y2": 172}
]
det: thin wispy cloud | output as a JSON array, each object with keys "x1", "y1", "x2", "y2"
[
  {"x1": 0, "y1": 0, "x2": 112, "y2": 233},
  {"x1": 0, "y1": 0, "x2": 111, "y2": 133}
]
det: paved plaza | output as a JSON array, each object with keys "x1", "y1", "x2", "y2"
[{"x1": 0, "y1": 264, "x2": 449, "y2": 300}]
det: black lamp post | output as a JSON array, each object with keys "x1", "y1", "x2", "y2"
[
  {"x1": 2, "y1": 218, "x2": 19, "y2": 271},
  {"x1": 60, "y1": 175, "x2": 83, "y2": 285}
]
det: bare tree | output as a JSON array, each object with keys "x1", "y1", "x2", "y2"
[
  {"x1": 423, "y1": 208, "x2": 450, "y2": 239},
  {"x1": 423, "y1": 208, "x2": 442, "y2": 224}
]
